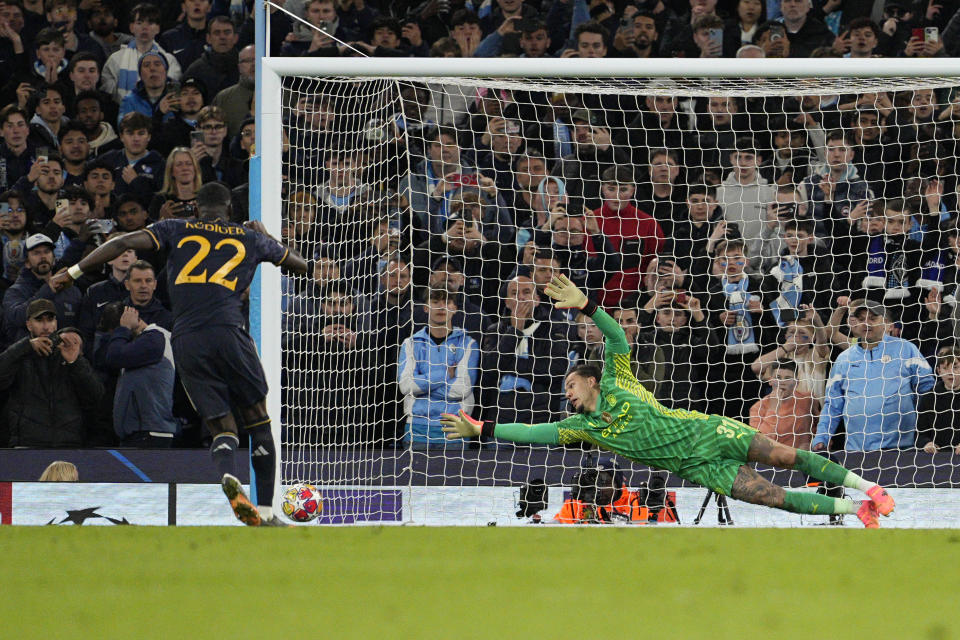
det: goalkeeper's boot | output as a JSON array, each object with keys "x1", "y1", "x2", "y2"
[
  {"x1": 221, "y1": 473, "x2": 261, "y2": 526},
  {"x1": 866, "y1": 485, "x2": 895, "y2": 516},
  {"x1": 856, "y1": 500, "x2": 880, "y2": 529},
  {"x1": 259, "y1": 515, "x2": 294, "y2": 528}
]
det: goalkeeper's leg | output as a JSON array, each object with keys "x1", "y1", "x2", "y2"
[
  {"x1": 729, "y1": 465, "x2": 879, "y2": 528},
  {"x1": 746, "y1": 435, "x2": 894, "y2": 516}
]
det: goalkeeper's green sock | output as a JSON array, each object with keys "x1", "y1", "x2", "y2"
[
  {"x1": 782, "y1": 491, "x2": 857, "y2": 515},
  {"x1": 793, "y1": 449, "x2": 877, "y2": 493}
]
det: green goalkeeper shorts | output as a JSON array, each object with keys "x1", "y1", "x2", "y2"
[{"x1": 676, "y1": 417, "x2": 758, "y2": 496}]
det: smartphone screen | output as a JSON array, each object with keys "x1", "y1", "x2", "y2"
[{"x1": 191, "y1": 131, "x2": 204, "y2": 145}]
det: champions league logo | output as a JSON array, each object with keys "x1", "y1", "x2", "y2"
[{"x1": 46, "y1": 507, "x2": 132, "y2": 525}]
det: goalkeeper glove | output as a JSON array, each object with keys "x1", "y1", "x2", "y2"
[
  {"x1": 440, "y1": 410, "x2": 483, "y2": 440},
  {"x1": 543, "y1": 274, "x2": 588, "y2": 310}
]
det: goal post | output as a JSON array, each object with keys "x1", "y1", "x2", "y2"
[{"x1": 256, "y1": 55, "x2": 960, "y2": 526}]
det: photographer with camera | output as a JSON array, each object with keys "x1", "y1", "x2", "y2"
[
  {"x1": 0, "y1": 298, "x2": 103, "y2": 446},
  {"x1": 555, "y1": 457, "x2": 678, "y2": 523}
]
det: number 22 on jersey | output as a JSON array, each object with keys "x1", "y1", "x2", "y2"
[{"x1": 174, "y1": 235, "x2": 246, "y2": 291}]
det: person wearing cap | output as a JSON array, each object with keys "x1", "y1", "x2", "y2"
[
  {"x1": 100, "y1": 3, "x2": 182, "y2": 104},
  {"x1": 0, "y1": 297, "x2": 103, "y2": 447},
  {"x1": 149, "y1": 76, "x2": 208, "y2": 158},
  {"x1": 158, "y1": 0, "x2": 212, "y2": 71},
  {"x1": 2, "y1": 232, "x2": 82, "y2": 344},
  {"x1": 398, "y1": 288, "x2": 480, "y2": 449},
  {"x1": 813, "y1": 300, "x2": 935, "y2": 452}
]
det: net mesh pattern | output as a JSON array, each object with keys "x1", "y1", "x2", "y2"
[{"x1": 274, "y1": 72, "x2": 960, "y2": 526}]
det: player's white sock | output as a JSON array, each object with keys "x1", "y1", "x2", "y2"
[
  {"x1": 259, "y1": 506, "x2": 273, "y2": 519},
  {"x1": 841, "y1": 471, "x2": 877, "y2": 493}
]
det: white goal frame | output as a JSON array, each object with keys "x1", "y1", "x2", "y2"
[{"x1": 252, "y1": 52, "x2": 960, "y2": 518}]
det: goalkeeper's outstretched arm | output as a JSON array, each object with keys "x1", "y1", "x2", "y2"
[
  {"x1": 544, "y1": 274, "x2": 630, "y2": 354},
  {"x1": 441, "y1": 275, "x2": 622, "y2": 444}
]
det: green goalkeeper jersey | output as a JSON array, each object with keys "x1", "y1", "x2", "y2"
[{"x1": 493, "y1": 307, "x2": 723, "y2": 475}]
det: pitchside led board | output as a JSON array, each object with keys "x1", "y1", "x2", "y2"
[{"x1": 3, "y1": 483, "x2": 959, "y2": 527}]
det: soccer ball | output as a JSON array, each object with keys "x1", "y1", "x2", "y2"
[{"x1": 281, "y1": 483, "x2": 323, "y2": 523}]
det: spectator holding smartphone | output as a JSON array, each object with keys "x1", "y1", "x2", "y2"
[
  {"x1": 754, "y1": 20, "x2": 790, "y2": 57},
  {"x1": 0, "y1": 189, "x2": 29, "y2": 289},
  {"x1": 117, "y1": 51, "x2": 177, "y2": 125},
  {"x1": 151, "y1": 77, "x2": 207, "y2": 157},
  {"x1": 11, "y1": 153, "x2": 64, "y2": 226},
  {"x1": 149, "y1": 148, "x2": 201, "y2": 220}
]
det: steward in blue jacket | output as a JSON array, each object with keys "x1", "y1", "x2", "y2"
[{"x1": 814, "y1": 302, "x2": 936, "y2": 451}]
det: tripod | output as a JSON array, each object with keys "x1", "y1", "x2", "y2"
[{"x1": 693, "y1": 490, "x2": 733, "y2": 525}]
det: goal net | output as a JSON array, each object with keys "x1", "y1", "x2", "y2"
[{"x1": 259, "y1": 57, "x2": 960, "y2": 527}]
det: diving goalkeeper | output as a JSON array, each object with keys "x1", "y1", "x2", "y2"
[{"x1": 441, "y1": 275, "x2": 894, "y2": 528}]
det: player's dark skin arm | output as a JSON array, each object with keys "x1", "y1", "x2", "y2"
[
  {"x1": 244, "y1": 219, "x2": 309, "y2": 274},
  {"x1": 49, "y1": 231, "x2": 158, "y2": 292}
]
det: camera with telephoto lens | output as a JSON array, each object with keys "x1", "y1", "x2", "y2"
[{"x1": 516, "y1": 478, "x2": 548, "y2": 519}]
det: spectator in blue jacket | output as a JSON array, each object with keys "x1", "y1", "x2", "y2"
[
  {"x1": 813, "y1": 300, "x2": 936, "y2": 452},
  {"x1": 3, "y1": 233, "x2": 81, "y2": 345},
  {"x1": 101, "y1": 302, "x2": 177, "y2": 447},
  {"x1": 117, "y1": 51, "x2": 177, "y2": 125},
  {"x1": 398, "y1": 289, "x2": 480, "y2": 448}
]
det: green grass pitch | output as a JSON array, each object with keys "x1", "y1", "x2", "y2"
[{"x1": 1, "y1": 527, "x2": 958, "y2": 639}]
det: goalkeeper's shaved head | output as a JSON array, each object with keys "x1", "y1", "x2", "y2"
[{"x1": 196, "y1": 182, "x2": 233, "y2": 221}]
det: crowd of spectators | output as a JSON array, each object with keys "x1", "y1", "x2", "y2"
[{"x1": 3, "y1": 0, "x2": 960, "y2": 462}]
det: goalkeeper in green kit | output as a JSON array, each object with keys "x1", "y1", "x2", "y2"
[{"x1": 441, "y1": 275, "x2": 895, "y2": 528}]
